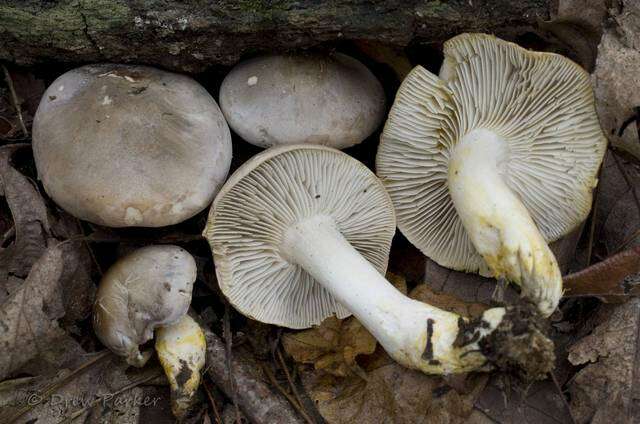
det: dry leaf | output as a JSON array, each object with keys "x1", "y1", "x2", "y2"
[
  {"x1": 593, "y1": 0, "x2": 640, "y2": 158},
  {"x1": 0, "y1": 146, "x2": 50, "y2": 279},
  {"x1": 302, "y1": 351, "x2": 488, "y2": 424},
  {"x1": 282, "y1": 272, "x2": 407, "y2": 378},
  {"x1": 0, "y1": 353, "x2": 166, "y2": 423},
  {"x1": 0, "y1": 245, "x2": 68, "y2": 380},
  {"x1": 567, "y1": 299, "x2": 640, "y2": 423},
  {"x1": 563, "y1": 246, "x2": 640, "y2": 301}
]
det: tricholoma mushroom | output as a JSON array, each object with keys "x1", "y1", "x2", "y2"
[
  {"x1": 204, "y1": 145, "x2": 554, "y2": 377},
  {"x1": 93, "y1": 245, "x2": 197, "y2": 367},
  {"x1": 219, "y1": 53, "x2": 386, "y2": 149},
  {"x1": 377, "y1": 34, "x2": 607, "y2": 316},
  {"x1": 33, "y1": 64, "x2": 232, "y2": 227},
  {"x1": 94, "y1": 245, "x2": 206, "y2": 417}
]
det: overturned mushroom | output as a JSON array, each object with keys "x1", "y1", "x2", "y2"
[
  {"x1": 219, "y1": 53, "x2": 386, "y2": 149},
  {"x1": 156, "y1": 314, "x2": 206, "y2": 419},
  {"x1": 33, "y1": 64, "x2": 232, "y2": 227},
  {"x1": 204, "y1": 145, "x2": 554, "y2": 378},
  {"x1": 93, "y1": 245, "x2": 196, "y2": 367},
  {"x1": 377, "y1": 34, "x2": 607, "y2": 316}
]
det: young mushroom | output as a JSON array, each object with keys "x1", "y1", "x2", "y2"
[
  {"x1": 156, "y1": 314, "x2": 206, "y2": 419},
  {"x1": 93, "y1": 245, "x2": 197, "y2": 367},
  {"x1": 204, "y1": 144, "x2": 554, "y2": 378},
  {"x1": 377, "y1": 34, "x2": 607, "y2": 317},
  {"x1": 33, "y1": 64, "x2": 232, "y2": 227},
  {"x1": 219, "y1": 53, "x2": 386, "y2": 149}
]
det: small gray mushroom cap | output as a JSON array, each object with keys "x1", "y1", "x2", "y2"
[
  {"x1": 203, "y1": 144, "x2": 396, "y2": 328},
  {"x1": 219, "y1": 53, "x2": 386, "y2": 149},
  {"x1": 93, "y1": 245, "x2": 197, "y2": 366},
  {"x1": 33, "y1": 64, "x2": 232, "y2": 228}
]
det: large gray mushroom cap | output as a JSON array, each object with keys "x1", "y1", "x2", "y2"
[
  {"x1": 377, "y1": 33, "x2": 607, "y2": 276},
  {"x1": 33, "y1": 64, "x2": 232, "y2": 227},
  {"x1": 93, "y1": 245, "x2": 197, "y2": 366},
  {"x1": 203, "y1": 144, "x2": 395, "y2": 328},
  {"x1": 219, "y1": 53, "x2": 386, "y2": 149}
]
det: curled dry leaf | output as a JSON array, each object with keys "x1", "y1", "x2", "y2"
[{"x1": 567, "y1": 299, "x2": 640, "y2": 423}]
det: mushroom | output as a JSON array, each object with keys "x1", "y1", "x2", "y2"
[
  {"x1": 32, "y1": 64, "x2": 232, "y2": 228},
  {"x1": 204, "y1": 144, "x2": 554, "y2": 377},
  {"x1": 377, "y1": 34, "x2": 607, "y2": 317},
  {"x1": 219, "y1": 53, "x2": 385, "y2": 149},
  {"x1": 93, "y1": 245, "x2": 197, "y2": 367},
  {"x1": 156, "y1": 314, "x2": 206, "y2": 419}
]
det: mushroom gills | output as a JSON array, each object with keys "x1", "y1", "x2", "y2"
[
  {"x1": 280, "y1": 214, "x2": 552, "y2": 375},
  {"x1": 448, "y1": 128, "x2": 562, "y2": 317}
]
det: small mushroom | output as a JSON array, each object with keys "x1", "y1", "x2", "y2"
[
  {"x1": 204, "y1": 145, "x2": 554, "y2": 378},
  {"x1": 33, "y1": 64, "x2": 232, "y2": 227},
  {"x1": 219, "y1": 53, "x2": 385, "y2": 149},
  {"x1": 93, "y1": 245, "x2": 196, "y2": 367},
  {"x1": 156, "y1": 314, "x2": 206, "y2": 419},
  {"x1": 377, "y1": 34, "x2": 607, "y2": 316}
]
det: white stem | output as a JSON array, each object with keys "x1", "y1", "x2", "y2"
[
  {"x1": 280, "y1": 214, "x2": 504, "y2": 374},
  {"x1": 448, "y1": 128, "x2": 562, "y2": 316}
]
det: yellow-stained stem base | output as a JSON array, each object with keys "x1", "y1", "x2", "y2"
[
  {"x1": 156, "y1": 315, "x2": 207, "y2": 419},
  {"x1": 448, "y1": 129, "x2": 562, "y2": 316}
]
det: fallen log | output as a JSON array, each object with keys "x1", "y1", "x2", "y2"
[{"x1": 0, "y1": 0, "x2": 551, "y2": 72}]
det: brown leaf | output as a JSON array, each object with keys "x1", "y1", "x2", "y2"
[
  {"x1": 593, "y1": 1, "x2": 640, "y2": 158},
  {"x1": 0, "y1": 146, "x2": 51, "y2": 279},
  {"x1": 563, "y1": 246, "x2": 640, "y2": 301},
  {"x1": 0, "y1": 243, "x2": 91, "y2": 380},
  {"x1": 301, "y1": 351, "x2": 488, "y2": 424},
  {"x1": 567, "y1": 299, "x2": 640, "y2": 423},
  {"x1": 409, "y1": 283, "x2": 487, "y2": 319}
]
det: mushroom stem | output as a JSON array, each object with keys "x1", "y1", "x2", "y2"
[
  {"x1": 448, "y1": 128, "x2": 563, "y2": 317},
  {"x1": 280, "y1": 214, "x2": 541, "y2": 374}
]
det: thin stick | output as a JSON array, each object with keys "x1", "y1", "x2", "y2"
[
  {"x1": 276, "y1": 348, "x2": 307, "y2": 412},
  {"x1": 1, "y1": 65, "x2": 28, "y2": 137},
  {"x1": 5, "y1": 351, "x2": 111, "y2": 423},
  {"x1": 586, "y1": 159, "x2": 603, "y2": 266},
  {"x1": 203, "y1": 380, "x2": 224, "y2": 424},
  {"x1": 223, "y1": 303, "x2": 242, "y2": 424},
  {"x1": 549, "y1": 371, "x2": 577, "y2": 424},
  {"x1": 261, "y1": 364, "x2": 315, "y2": 424}
]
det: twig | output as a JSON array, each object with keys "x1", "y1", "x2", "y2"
[
  {"x1": 549, "y1": 371, "x2": 577, "y2": 424},
  {"x1": 1, "y1": 64, "x2": 28, "y2": 137},
  {"x1": 5, "y1": 351, "x2": 111, "y2": 424},
  {"x1": 58, "y1": 370, "x2": 162, "y2": 424},
  {"x1": 261, "y1": 364, "x2": 315, "y2": 424},
  {"x1": 276, "y1": 348, "x2": 308, "y2": 414},
  {"x1": 223, "y1": 303, "x2": 242, "y2": 424},
  {"x1": 586, "y1": 158, "x2": 604, "y2": 266},
  {"x1": 203, "y1": 380, "x2": 224, "y2": 424}
]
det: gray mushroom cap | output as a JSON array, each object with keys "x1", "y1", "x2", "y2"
[
  {"x1": 33, "y1": 64, "x2": 232, "y2": 228},
  {"x1": 93, "y1": 245, "x2": 197, "y2": 366},
  {"x1": 219, "y1": 53, "x2": 386, "y2": 149},
  {"x1": 203, "y1": 144, "x2": 396, "y2": 328}
]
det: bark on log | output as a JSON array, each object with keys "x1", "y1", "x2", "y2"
[{"x1": 0, "y1": 0, "x2": 551, "y2": 73}]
